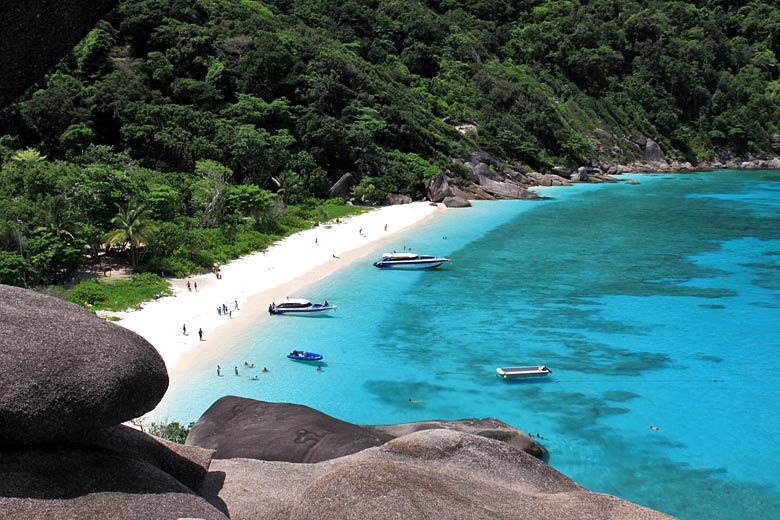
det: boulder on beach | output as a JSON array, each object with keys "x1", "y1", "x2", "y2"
[
  {"x1": 0, "y1": 284, "x2": 168, "y2": 445},
  {"x1": 442, "y1": 196, "x2": 472, "y2": 207},
  {"x1": 186, "y1": 396, "x2": 394, "y2": 462}
]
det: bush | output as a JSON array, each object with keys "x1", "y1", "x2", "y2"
[
  {"x1": 67, "y1": 280, "x2": 108, "y2": 307},
  {"x1": 145, "y1": 421, "x2": 194, "y2": 444}
]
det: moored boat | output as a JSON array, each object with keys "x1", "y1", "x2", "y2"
[
  {"x1": 287, "y1": 350, "x2": 323, "y2": 361},
  {"x1": 496, "y1": 366, "x2": 552, "y2": 380},
  {"x1": 373, "y1": 252, "x2": 450, "y2": 269},
  {"x1": 269, "y1": 298, "x2": 336, "y2": 315}
]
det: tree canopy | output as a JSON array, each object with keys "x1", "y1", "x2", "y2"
[{"x1": 1, "y1": 0, "x2": 778, "y2": 287}]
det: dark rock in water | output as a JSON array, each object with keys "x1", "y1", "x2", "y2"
[
  {"x1": 203, "y1": 429, "x2": 674, "y2": 520},
  {"x1": 384, "y1": 193, "x2": 412, "y2": 205},
  {"x1": 328, "y1": 172, "x2": 356, "y2": 200},
  {"x1": 363, "y1": 417, "x2": 547, "y2": 459},
  {"x1": 186, "y1": 396, "x2": 394, "y2": 462},
  {"x1": 0, "y1": 0, "x2": 119, "y2": 108},
  {"x1": 0, "y1": 446, "x2": 227, "y2": 520},
  {"x1": 83, "y1": 424, "x2": 214, "y2": 493},
  {"x1": 441, "y1": 196, "x2": 471, "y2": 208},
  {"x1": 0, "y1": 285, "x2": 168, "y2": 445}
]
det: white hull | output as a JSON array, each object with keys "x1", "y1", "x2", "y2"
[{"x1": 496, "y1": 366, "x2": 551, "y2": 379}]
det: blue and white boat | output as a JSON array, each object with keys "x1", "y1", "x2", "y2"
[
  {"x1": 287, "y1": 350, "x2": 323, "y2": 361},
  {"x1": 373, "y1": 252, "x2": 451, "y2": 269},
  {"x1": 268, "y1": 298, "x2": 336, "y2": 315}
]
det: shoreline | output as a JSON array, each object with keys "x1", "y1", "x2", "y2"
[{"x1": 111, "y1": 202, "x2": 444, "y2": 383}]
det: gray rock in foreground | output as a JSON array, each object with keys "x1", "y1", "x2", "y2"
[
  {"x1": 0, "y1": 446, "x2": 227, "y2": 520},
  {"x1": 83, "y1": 424, "x2": 214, "y2": 492},
  {"x1": 203, "y1": 429, "x2": 675, "y2": 520},
  {"x1": 186, "y1": 396, "x2": 394, "y2": 462},
  {"x1": 0, "y1": 284, "x2": 168, "y2": 445},
  {"x1": 363, "y1": 417, "x2": 547, "y2": 459}
]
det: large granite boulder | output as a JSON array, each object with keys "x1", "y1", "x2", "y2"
[
  {"x1": 0, "y1": 285, "x2": 168, "y2": 445},
  {"x1": 442, "y1": 196, "x2": 471, "y2": 208},
  {"x1": 202, "y1": 429, "x2": 675, "y2": 520},
  {"x1": 186, "y1": 396, "x2": 394, "y2": 462},
  {"x1": 363, "y1": 417, "x2": 547, "y2": 459},
  {"x1": 0, "y1": 446, "x2": 227, "y2": 520},
  {"x1": 643, "y1": 138, "x2": 666, "y2": 162},
  {"x1": 425, "y1": 172, "x2": 454, "y2": 202},
  {"x1": 384, "y1": 193, "x2": 412, "y2": 205},
  {"x1": 0, "y1": 0, "x2": 119, "y2": 108},
  {"x1": 83, "y1": 424, "x2": 214, "y2": 492},
  {"x1": 327, "y1": 172, "x2": 356, "y2": 200}
]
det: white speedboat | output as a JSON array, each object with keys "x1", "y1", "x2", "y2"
[
  {"x1": 269, "y1": 298, "x2": 336, "y2": 316},
  {"x1": 373, "y1": 252, "x2": 451, "y2": 269},
  {"x1": 496, "y1": 366, "x2": 552, "y2": 380}
]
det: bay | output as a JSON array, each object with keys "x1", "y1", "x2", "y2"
[{"x1": 153, "y1": 169, "x2": 780, "y2": 520}]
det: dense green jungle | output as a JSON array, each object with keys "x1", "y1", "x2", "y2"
[{"x1": 1, "y1": 0, "x2": 778, "y2": 292}]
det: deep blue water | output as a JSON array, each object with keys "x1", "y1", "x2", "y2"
[{"x1": 152, "y1": 170, "x2": 780, "y2": 520}]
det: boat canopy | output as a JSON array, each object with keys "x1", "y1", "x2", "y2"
[{"x1": 277, "y1": 298, "x2": 312, "y2": 308}]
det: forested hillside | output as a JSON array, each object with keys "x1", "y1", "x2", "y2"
[{"x1": 1, "y1": 0, "x2": 779, "y2": 287}]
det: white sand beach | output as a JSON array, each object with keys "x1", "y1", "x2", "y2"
[{"x1": 112, "y1": 202, "x2": 444, "y2": 381}]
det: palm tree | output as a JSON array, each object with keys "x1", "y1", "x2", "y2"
[
  {"x1": 34, "y1": 195, "x2": 75, "y2": 241},
  {"x1": 104, "y1": 200, "x2": 156, "y2": 270}
]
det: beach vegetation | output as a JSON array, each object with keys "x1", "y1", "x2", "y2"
[
  {"x1": 1, "y1": 0, "x2": 780, "y2": 290},
  {"x1": 66, "y1": 273, "x2": 172, "y2": 311},
  {"x1": 143, "y1": 420, "x2": 194, "y2": 445}
]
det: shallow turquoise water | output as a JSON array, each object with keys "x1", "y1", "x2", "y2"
[{"x1": 153, "y1": 170, "x2": 780, "y2": 520}]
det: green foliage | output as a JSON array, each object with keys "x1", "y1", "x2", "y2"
[
  {"x1": 145, "y1": 420, "x2": 194, "y2": 444},
  {"x1": 67, "y1": 273, "x2": 172, "y2": 311},
  {"x1": 2, "y1": 0, "x2": 780, "y2": 290}
]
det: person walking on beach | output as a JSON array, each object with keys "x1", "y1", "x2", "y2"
[
  {"x1": 234, "y1": 300, "x2": 239, "y2": 310},
  {"x1": 182, "y1": 324, "x2": 186, "y2": 335},
  {"x1": 194, "y1": 281, "x2": 198, "y2": 291},
  {"x1": 186, "y1": 280, "x2": 191, "y2": 291},
  {"x1": 198, "y1": 328, "x2": 203, "y2": 341}
]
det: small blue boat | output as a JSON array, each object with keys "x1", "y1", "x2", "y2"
[{"x1": 287, "y1": 350, "x2": 323, "y2": 361}]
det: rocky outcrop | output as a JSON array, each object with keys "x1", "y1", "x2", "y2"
[
  {"x1": 202, "y1": 429, "x2": 675, "y2": 520},
  {"x1": 425, "y1": 172, "x2": 455, "y2": 202},
  {"x1": 0, "y1": 0, "x2": 119, "y2": 108},
  {"x1": 328, "y1": 172, "x2": 357, "y2": 200},
  {"x1": 363, "y1": 417, "x2": 547, "y2": 459},
  {"x1": 188, "y1": 398, "x2": 546, "y2": 463},
  {"x1": 186, "y1": 396, "x2": 394, "y2": 462},
  {"x1": 0, "y1": 285, "x2": 168, "y2": 445},
  {"x1": 0, "y1": 284, "x2": 225, "y2": 519},
  {"x1": 0, "y1": 446, "x2": 226, "y2": 520}
]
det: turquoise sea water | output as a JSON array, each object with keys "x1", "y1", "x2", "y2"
[{"x1": 153, "y1": 170, "x2": 780, "y2": 520}]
